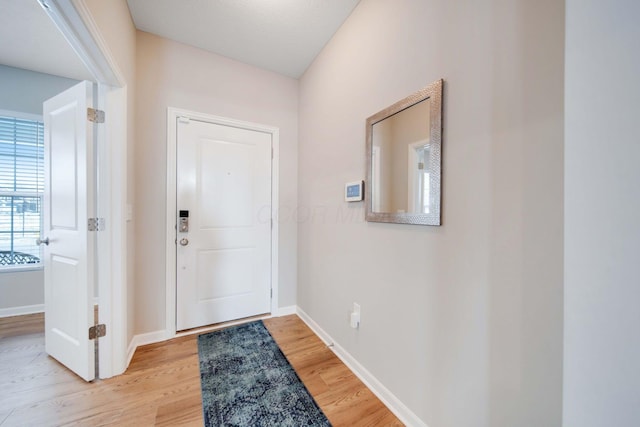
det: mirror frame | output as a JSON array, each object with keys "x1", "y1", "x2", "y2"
[{"x1": 365, "y1": 78, "x2": 443, "y2": 225}]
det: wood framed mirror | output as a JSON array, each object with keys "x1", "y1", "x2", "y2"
[{"x1": 365, "y1": 79, "x2": 443, "y2": 225}]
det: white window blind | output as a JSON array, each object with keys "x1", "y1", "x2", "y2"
[{"x1": 0, "y1": 115, "x2": 44, "y2": 267}]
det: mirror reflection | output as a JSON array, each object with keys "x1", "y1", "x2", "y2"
[
  {"x1": 366, "y1": 79, "x2": 442, "y2": 225},
  {"x1": 371, "y1": 98, "x2": 431, "y2": 214}
]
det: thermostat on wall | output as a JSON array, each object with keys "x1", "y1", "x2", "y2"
[{"x1": 345, "y1": 180, "x2": 364, "y2": 202}]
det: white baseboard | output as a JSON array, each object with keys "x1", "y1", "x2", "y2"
[
  {"x1": 296, "y1": 307, "x2": 428, "y2": 427},
  {"x1": 0, "y1": 304, "x2": 44, "y2": 318},
  {"x1": 122, "y1": 308, "x2": 425, "y2": 426},
  {"x1": 126, "y1": 329, "x2": 167, "y2": 367},
  {"x1": 275, "y1": 305, "x2": 297, "y2": 316}
]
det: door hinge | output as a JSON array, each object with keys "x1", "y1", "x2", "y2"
[
  {"x1": 178, "y1": 116, "x2": 190, "y2": 124},
  {"x1": 270, "y1": 288, "x2": 273, "y2": 298},
  {"x1": 89, "y1": 324, "x2": 106, "y2": 340},
  {"x1": 87, "y1": 108, "x2": 105, "y2": 123},
  {"x1": 88, "y1": 218, "x2": 105, "y2": 231}
]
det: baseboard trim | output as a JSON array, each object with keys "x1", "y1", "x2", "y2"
[
  {"x1": 296, "y1": 307, "x2": 428, "y2": 427},
  {"x1": 126, "y1": 329, "x2": 166, "y2": 367},
  {"x1": 275, "y1": 305, "x2": 297, "y2": 316},
  {"x1": 0, "y1": 304, "x2": 44, "y2": 318}
]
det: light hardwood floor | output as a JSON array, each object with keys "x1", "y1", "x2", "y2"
[{"x1": 0, "y1": 313, "x2": 402, "y2": 426}]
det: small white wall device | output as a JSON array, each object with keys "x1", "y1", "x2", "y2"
[
  {"x1": 345, "y1": 180, "x2": 364, "y2": 202},
  {"x1": 350, "y1": 302, "x2": 361, "y2": 329}
]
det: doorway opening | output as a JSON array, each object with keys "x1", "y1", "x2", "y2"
[{"x1": 36, "y1": 1, "x2": 128, "y2": 380}]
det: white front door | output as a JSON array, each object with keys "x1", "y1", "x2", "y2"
[
  {"x1": 42, "y1": 81, "x2": 96, "y2": 381},
  {"x1": 176, "y1": 118, "x2": 272, "y2": 331}
]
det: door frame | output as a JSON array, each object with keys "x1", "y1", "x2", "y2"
[
  {"x1": 165, "y1": 108, "x2": 280, "y2": 338},
  {"x1": 43, "y1": 0, "x2": 128, "y2": 378}
]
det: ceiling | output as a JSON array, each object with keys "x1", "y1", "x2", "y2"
[
  {"x1": 0, "y1": 0, "x2": 93, "y2": 81},
  {"x1": 0, "y1": 0, "x2": 360, "y2": 81},
  {"x1": 126, "y1": 0, "x2": 360, "y2": 78}
]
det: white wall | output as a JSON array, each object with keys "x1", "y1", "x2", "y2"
[
  {"x1": 0, "y1": 65, "x2": 77, "y2": 313},
  {"x1": 0, "y1": 269, "x2": 44, "y2": 313},
  {"x1": 564, "y1": 1, "x2": 640, "y2": 426},
  {"x1": 134, "y1": 32, "x2": 299, "y2": 334},
  {"x1": 298, "y1": 1, "x2": 564, "y2": 426},
  {"x1": 0, "y1": 65, "x2": 78, "y2": 115}
]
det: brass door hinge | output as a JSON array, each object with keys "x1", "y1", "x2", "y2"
[
  {"x1": 87, "y1": 108, "x2": 105, "y2": 123},
  {"x1": 89, "y1": 324, "x2": 106, "y2": 340}
]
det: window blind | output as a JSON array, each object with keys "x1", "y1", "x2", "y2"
[{"x1": 0, "y1": 116, "x2": 44, "y2": 267}]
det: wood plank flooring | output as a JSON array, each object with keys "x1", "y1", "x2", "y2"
[{"x1": 0, "y1": 313, "x2": 402, "y2": 426}]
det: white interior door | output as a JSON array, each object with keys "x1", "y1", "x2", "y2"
[
  {"x1": 176, "y1": 118, "x2": 272, "y2": 331},
  {"x1": 42, "y1": 81, "x2": 96, "y2": 381}
]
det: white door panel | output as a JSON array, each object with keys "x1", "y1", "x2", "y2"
[
  {"x1": 43, "y1": 81, "x2": 95, "y2": 382},
  {"x1": 49, "y1": 103, "x2": 79, "y2": 229},
  {"x1": 176, "y1": 119, "x2": 271, "y2": 331},
  {"x1": 199, "y1": 140, "x2": 254, "y2": 227}
]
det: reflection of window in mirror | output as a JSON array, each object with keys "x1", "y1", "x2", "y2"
[
  {"x1": 422, "y1": 171, "x2": 431, "y2": 213},
  {"x1": 408, "y1": 141, "x2": 430, "y2": 214}
]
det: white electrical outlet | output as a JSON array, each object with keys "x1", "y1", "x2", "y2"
[
  {"x1": 353, "y1": 303, "x2": 360, "y2": 316},
  {"x1": 350, "y1": 302, "x2": 361, "y2": 329}
]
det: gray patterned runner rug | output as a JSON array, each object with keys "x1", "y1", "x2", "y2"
[{"x1": 198, "y1": 320, "x2": 332, "y2": 427}]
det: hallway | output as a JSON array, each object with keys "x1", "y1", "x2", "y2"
[{"x1": 0, "y1": 314, "x2": 400, "y2": 426}]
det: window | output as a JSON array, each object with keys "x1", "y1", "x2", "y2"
[
  {"x1": 0, "y1": 115, "x2": 44, "y2": 268},
  {"x1": 408, "y1": 142, "x2": 431, "y2": 214}
]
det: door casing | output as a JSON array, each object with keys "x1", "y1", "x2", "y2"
[
  {"x1": 43, "y1": 0, "x2": 129, "y2": 378},
  {"x1": 165, "y1": 108, "x2": 280, "y2": 339}
]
